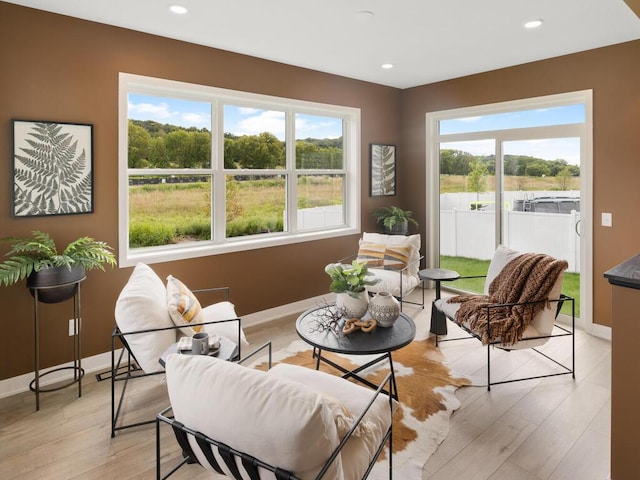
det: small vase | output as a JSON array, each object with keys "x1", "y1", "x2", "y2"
[
  {"x1": 336, "y1": 291, "x2": 369, "y2": 319},
  {"x1": 368, "y1": 292, "x2": 400, "y2": 327}
]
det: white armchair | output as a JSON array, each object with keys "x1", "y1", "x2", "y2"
[
  {"x1": 107, "y1": 263, "x2": 248, "y2": 437},
  {"x1": 157, "y1": 353, "x2": 397, "y2": 479},
  {"x1": 348, "y1": 232, "x2": 424, "y2": 311}
]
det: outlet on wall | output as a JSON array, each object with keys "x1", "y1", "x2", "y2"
[{"x1": 68, "y1": 318, "x2": 76, "y2": 336}]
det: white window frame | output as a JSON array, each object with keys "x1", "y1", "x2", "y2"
[{"x1": 118, "y1": 73, "x2": 361, "y2": 267}]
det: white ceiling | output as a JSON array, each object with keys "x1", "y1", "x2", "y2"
[{"x1": 5, "y1": 0, "x2": 640, "y2": 88}]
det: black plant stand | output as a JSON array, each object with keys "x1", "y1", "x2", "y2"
[{"x1": 29, "y1": 276, "x2": 85, "y2": 411}]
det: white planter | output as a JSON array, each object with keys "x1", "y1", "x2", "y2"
[
  {"x1": 336, "y1": 291, "x2": 369, "y2": 319},
  {"x1": 368, "y1": 291, "x2": 400, "y2": 327}
]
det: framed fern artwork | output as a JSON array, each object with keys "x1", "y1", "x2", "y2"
[
  {"x1": 12, "y1": 120, "x2": 93, "y2": 217},
  {"x1": 370, "y1": 143, "x2": 396, "y2": 197}
]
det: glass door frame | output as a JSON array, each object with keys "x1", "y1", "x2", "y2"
[{"x1": 426, "y1": 90, "x2": 598, "y2": 335}]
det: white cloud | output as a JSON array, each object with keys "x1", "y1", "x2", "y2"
[
  {"x1": 182, "y1": 112, "x2": 210, "y2": 127},
  {"x1": 237, "y1": 110, "x2": 286, "y2": 137},
  {"x1": 129, "y1": 101, "x2": 173, "y2": 119}
]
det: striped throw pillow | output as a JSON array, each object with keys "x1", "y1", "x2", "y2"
[
  {"x1": 357, "y1": 242, "x2": 413, "y2": 271},
  {"x1": 166, "y1": 275, "x2": 204, "y2": 334}
]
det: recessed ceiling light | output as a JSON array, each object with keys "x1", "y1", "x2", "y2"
[
  {"x1": 169, "y1": 5, "x2": 188, "y2": 15},
  {"x1": 524, "y1": 19, "x2": 543, "y2": 29},
  {"x1": 381, "y1": 64, "x2": 394, "y2": 70}
]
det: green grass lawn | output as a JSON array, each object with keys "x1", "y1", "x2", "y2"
[{"x1": 440, "y1": 255, "x2": 580, "y2": 318}]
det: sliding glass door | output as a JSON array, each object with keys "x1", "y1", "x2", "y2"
[{"x1": 429, "y1": 92, "x2": 591, "y2": 323}]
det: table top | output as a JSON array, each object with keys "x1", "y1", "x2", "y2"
[
  {"x1": 418, "y1": 268, "x2": 460, "y2": 282},
  {"x1": 295, "y1": 304, "x2": 416, "y2": 355}
]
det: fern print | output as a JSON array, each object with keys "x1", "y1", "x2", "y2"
[
  {"x1": 13, "y1": 120, "x2": 93, "y2": 216},
  {"x1": 370, "y1": 144, "x2": 396, "y2": 196}
]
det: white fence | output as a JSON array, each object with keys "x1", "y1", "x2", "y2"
[
  {"x1": 295, "y1": 205, "x2": 344, "y2": 230},
  {"x1": 440, "y1": 209, "x2": 581, "y2": 272}
]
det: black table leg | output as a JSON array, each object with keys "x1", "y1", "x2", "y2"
[{"x1": 429, "y1": 280, "x2": 448, "y2": 335}]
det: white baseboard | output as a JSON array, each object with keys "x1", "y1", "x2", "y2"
[
  {"x1": 0, "y1": 294, "x2": 334, "y2": 399},
  {"x1": 241, "y1": 293, "x2": 333, "y2": 328}
]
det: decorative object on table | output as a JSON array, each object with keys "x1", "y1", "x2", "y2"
[
  {"x1": 368, "y1": 291, "x2": 401, "y2": 327},
  {"x1": 372, "y1": 205, "x2": 418, "y2": 235},
  {"x1": 12, "y1": 119, "x2": 93, "y2": 217},
  {"x1": 190, "y1": 332, "x2": 210, "y2": 355},
  {"x1": 307, "y1": 300, "x2": 346, "y2": 335},
  {"x1": 325, "y1": 260, "x2": 380, "y2": 318},
  {"x1": 342, "y1": 317, "x2": 377, "y2": 334},
  {"x1": 370, "y1": 143, "x2": 396, "y2": 197},
  {"x1": 0, "y1": 230, "x2": 116, "y2": 303}
]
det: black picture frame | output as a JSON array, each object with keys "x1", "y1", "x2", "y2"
[
  {"x1": 12, "y1": 119, "x2": 94, "y2": 217},
  {"x1": 370, "y1": 143, "x2": 396, "y2": 197}
]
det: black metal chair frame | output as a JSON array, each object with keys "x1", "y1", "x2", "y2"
[
  {"x1": 97, "y1": 286, "x2": 243, "y2": 437},
  {"x1": 434, "y1": 286, "x2": 575, "y2": 391},
  {"x1": 156, "y1": 355, "x2": 394, "y2": 480},
  {"x1": 339, "y1": 253, "x2": 425, "y2": 313}
]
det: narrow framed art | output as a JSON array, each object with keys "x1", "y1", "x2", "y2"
[
  {"x1": 12, "y1": 119, "x2": 94, "y2": 217},
  {"x1": 370, "y1": 143, "x2": 396, "y2": 197}
]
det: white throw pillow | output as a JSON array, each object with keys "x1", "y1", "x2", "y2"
[
  {"x1": 200, "y1": 301, "x2": 249, "y2": 346},
  {"x1": 269, "y1": 362, "x2": 396, "y2": 480},
  {"x1": 166, "y1": 354, "x2": 343, "y2": 479},
  {"x1": 114, "y1": 263, "x2": 175, "y2": 373},
  {"x1": 484, "y1": 244, "x2": 523, "y2": 295}
]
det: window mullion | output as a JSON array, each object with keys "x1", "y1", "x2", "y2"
[{"x1": 287, "y1": 110, "x2": 297, "y2": 233}]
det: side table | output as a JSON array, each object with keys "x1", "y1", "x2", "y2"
[
  {"x1": 30, "y1": 277, "x2": 85, "y2": 411},
  {"x1": 418, "y1": 268, "x2": 460, "y2": 335}
]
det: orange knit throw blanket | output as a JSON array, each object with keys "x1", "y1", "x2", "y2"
[{"x1": 447, "y1": 253, "x2": 568, "y2": 346}]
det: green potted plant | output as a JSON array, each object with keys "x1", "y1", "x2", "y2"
[
  {"x1": 0, "y1": 231, "x2": 116, "y2": 303},
  {"x1": 325, "y1": 260, "x2": 380, "y2": 318},
  {"x1": 372, "y1": 206, "x2": 419, "y2": 235}
]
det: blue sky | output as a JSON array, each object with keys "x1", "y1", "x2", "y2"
[
  {"x1": 128, "y1": 94, "x2": 342, "y2": 140},
  {"x1": 440, "y1": 104, "x2": 585, "y2": 165}
]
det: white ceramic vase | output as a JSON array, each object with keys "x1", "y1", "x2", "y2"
[
  {"x1": 336, "y1": 291, "x2": 369, "y2": 319},
  {"x1": 368, "y1": 291, "x2": 400, "y2": 327}
]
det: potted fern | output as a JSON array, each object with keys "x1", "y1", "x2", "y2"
[
  {"x1": 325, "y1": 260, "x2": 380, "y2": 318},
  {"x1": 0, "y1": 231, "x2": 116, "y2": 303},
  {"x1": 372, "y1": 206, "x2": 419, "y2": 235}
]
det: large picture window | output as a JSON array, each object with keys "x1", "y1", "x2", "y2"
[{"x1": 119, "y1": 74, "x2": 360, "y2": 266}]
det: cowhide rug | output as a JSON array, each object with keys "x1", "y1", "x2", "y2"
[{"x1": 261, "y1": 336, "x2": 469, "y2": 479}]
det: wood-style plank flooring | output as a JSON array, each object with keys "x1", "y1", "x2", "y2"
[{"x1": 0, "y1": 290, "x2": 611, "y2": 479}]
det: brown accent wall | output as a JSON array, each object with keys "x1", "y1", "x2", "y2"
[
  {"x1": 0, "y1": 3, "x2": 402, "y2": 380},
  {"x1": 400, "y1": 40, "x2": 640, "y2": 331},
  {"x1": 2, "y1": 2, "x2": 638, "y2": 383},
  {"x1": 624, "y1": 0, "x2": 640, "y2": 18}
]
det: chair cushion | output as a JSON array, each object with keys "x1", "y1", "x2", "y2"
[
  {"x1": 114, "y1": 263, "x2": 175, "y2": 373},
  {"x1": 269, "y1": 363, "x2": 396, "y2": 480},
  {"x1": 361, "y1": 232, "x2": 421, "y2": 276},
  {"x1": 166, "y1": 275, "x2": 204, "y2": 335},
  {"x1": 200, "y1": 301, "x2": 249, "y2": 346},
  {"x1": 165, "y1": 355, "x2": 343, "y2": 479},
  {"x1": 366, "y1": 268, "x2": 420, "y2": 297}
]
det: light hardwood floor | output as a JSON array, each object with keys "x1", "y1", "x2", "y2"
[{"x1": 0, "y1": 291, "x2": 611, "y2": 479}]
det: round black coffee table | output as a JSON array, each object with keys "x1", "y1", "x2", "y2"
[{"x1": 296, "y1": 305, "x2": 416, "y2": 399}]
